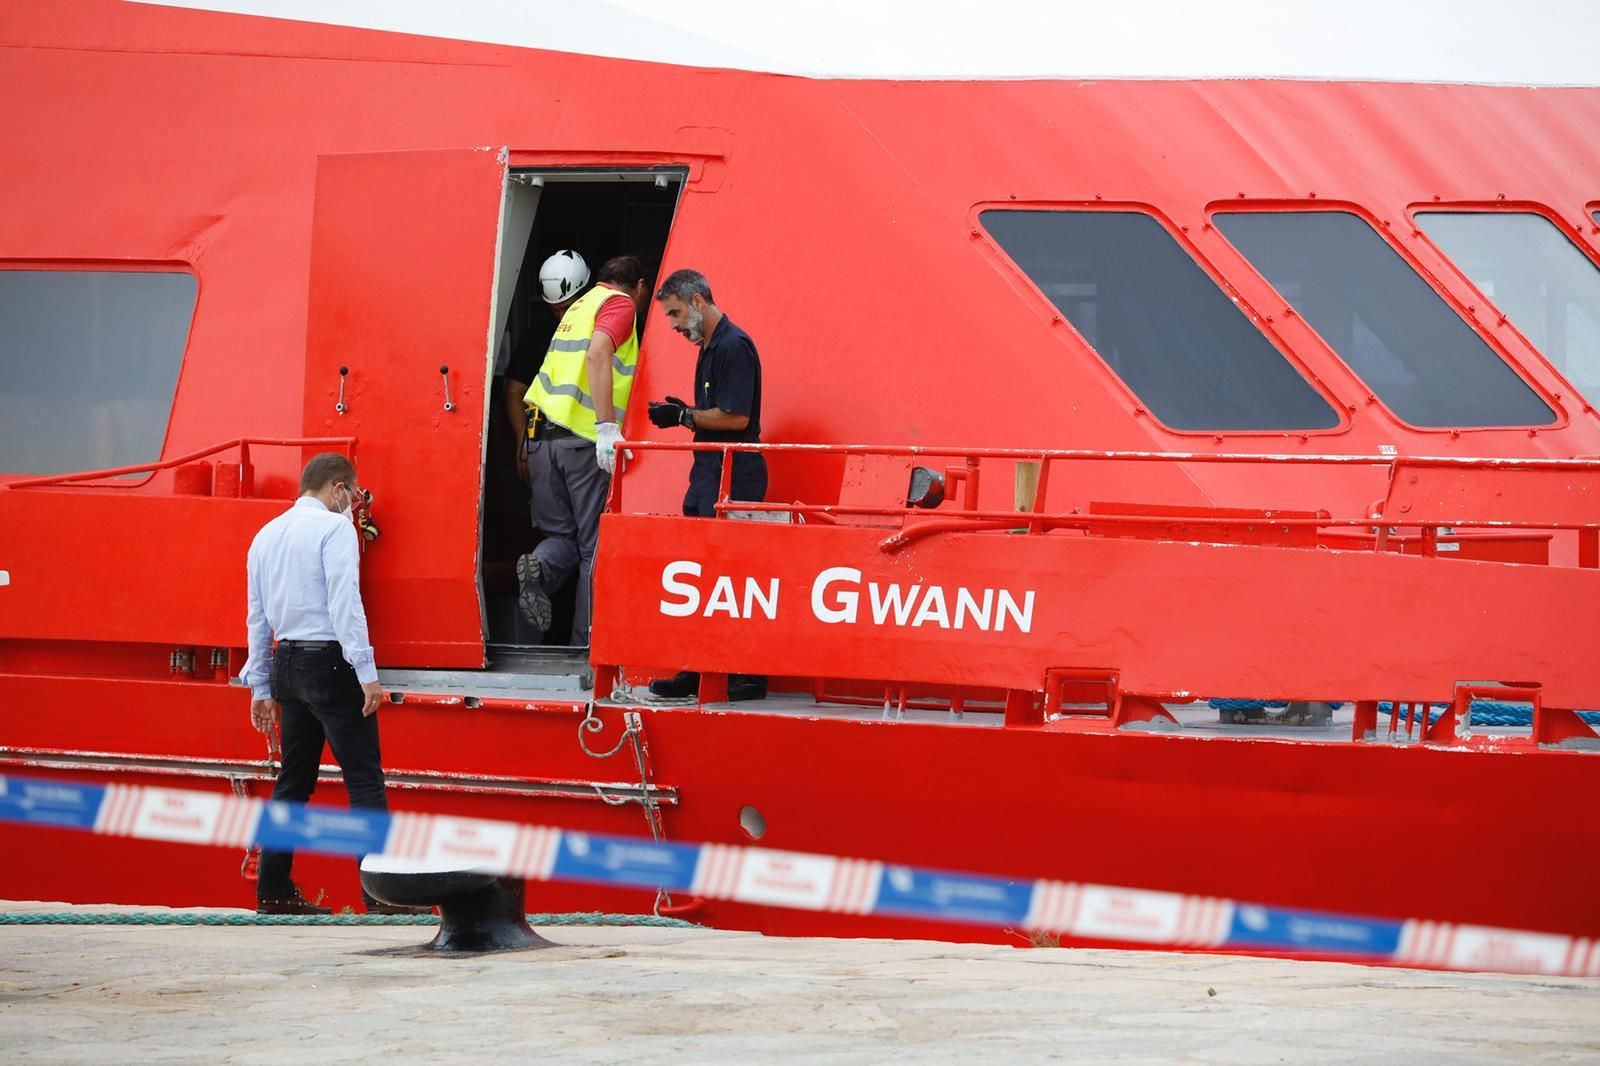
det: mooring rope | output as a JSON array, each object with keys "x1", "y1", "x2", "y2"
[
  {"x1": 0, "y1": 911, "x2": 695, "y2": 927},
  {"x1": 1209, "y1": 698, "x2": 1600, "y2": 727}
]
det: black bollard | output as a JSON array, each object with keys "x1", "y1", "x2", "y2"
[{"x1": 360, "y1": 860, "x2": 557, "y2": 955}]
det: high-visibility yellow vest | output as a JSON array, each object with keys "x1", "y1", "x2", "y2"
[{"x1": 525, "y1": 285, "x2": 639, "y2": 442}]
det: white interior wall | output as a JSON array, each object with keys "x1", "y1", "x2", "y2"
[{"x1": 491, "y1": 178, "x2": 541, "y2": 364}]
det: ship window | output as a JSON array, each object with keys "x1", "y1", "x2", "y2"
[
  {"x1": 0, "y1": 269, "x2": 196, "y2": 475},
  {"x1": 1416, "y1": 212, "x2": 1600, "y2": 403},
  {"x1": 980, "y1": 210, "x2": 1338, "y2": 431},
  {"x1": 1214, "y1": 211, "x2": 1554, "y2": 428}
]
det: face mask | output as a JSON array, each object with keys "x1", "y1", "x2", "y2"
[{"x1": 337, "y1": 487, "x2": 355, "y2": 522}]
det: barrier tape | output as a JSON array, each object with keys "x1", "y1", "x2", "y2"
[{"x1": 2, "y1": 772, "x2": 1595, "y2": 978}]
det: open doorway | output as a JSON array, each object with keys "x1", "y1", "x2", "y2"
[{"x1": 481, "y1": 168, "x2": 684, "y2": 647}]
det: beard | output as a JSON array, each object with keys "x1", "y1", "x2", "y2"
[{"x1": 678, "y1": 306, "x2": 705, "y2": 343}]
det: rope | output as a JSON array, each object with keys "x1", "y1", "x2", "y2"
[
  {"x1": 1374, "y1": 702, "x2": 1600, "y2": 727},
  {"x1": 0, "y1": 910, "x2": 695, "y2": 927},
  {"x1": 1210, "y1": 698, "x2": 1599, "y2": 727}
]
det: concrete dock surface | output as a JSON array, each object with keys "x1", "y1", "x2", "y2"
[{"x1": 2, "y1": 902, "x2": 1597, "y2": 1064}]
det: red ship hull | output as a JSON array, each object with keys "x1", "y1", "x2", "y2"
[
  {"x1": 2, "y1": 1, "x2": 1598, "y2": 953},
  {"x1": 8, "y1": 693, "x2": 1600, "y2": 947}
]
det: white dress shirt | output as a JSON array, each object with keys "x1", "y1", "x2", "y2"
[{"x1": 239, "y1": 496, "x2": 378, "y2": 699}]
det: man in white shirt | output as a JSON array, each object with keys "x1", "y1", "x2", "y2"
[{"x1": 239, "y1": 452, "x2": 415, "y2": 915}]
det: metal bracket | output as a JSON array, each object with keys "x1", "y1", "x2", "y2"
[
  {"x1": 336, "y1": 365, "x2": 349, "y2": 416},
  {"x1": 439, "y1": 365, "x2": 455, "y2": 412}
]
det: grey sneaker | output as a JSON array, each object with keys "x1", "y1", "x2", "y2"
[{"x1": 515, "y1": 553, "x2": 552, "y2": 633}]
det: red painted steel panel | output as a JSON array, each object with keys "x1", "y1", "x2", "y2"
[
  {"x1": 0, "y1": 673, "x2": 630, "y2": 788},
  {"x1": 1381, "y1": 460, "x2": 1600, "y2": 528},
  {"x1": 302, "y1": 148, "x2": 506, "y2": 667},
  {"x1": 594, "y1": 514, "x2": 1600, "y2": 707},
  {"x1": 0, "y1": 675, "x2": 291, "y2": 761},
  {"x1": 4, "y1": 702, "x2": 1598, "y2": 941},
  {"x1": 0, "y1": 492, "x2": 284, "y2": 645}
]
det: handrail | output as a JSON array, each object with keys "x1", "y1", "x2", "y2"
[
  {"x1": 723, "y1": 503, "x2": 1577, "y2": 529},
  {"x1": 0, "y1": 437, "x2": 357, "y2": 492},
  {"x1": 609, "y1": 440, "x2": 1600, "y2": 552},
  {"x1": 616, "y1": 439, "x2": 1600, "y2": 472}
]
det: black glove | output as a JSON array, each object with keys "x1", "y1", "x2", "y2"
[{"x1": 649, "y1": 396, "x2": 695, "y2": 430}]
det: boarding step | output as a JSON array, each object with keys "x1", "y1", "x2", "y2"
[
  {"x1": 379, "y1": 644, "x2": 593, "y2": 702},
  {"x1": 486, "y1": 644, "x2": 592, "y2": 681}
]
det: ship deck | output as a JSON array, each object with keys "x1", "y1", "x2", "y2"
[
  {"x1": 3, "y1": 900, "x2": 1596, "y2": 1063},
  {"x1": 377, "y1": 652, "x2": 1547, "y2": 744}
]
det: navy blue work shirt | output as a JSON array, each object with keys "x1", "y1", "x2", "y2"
[{"x1": 686, "y1": 314, "x2": 767, "y2": 512}]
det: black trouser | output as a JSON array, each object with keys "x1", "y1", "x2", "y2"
[
  {"x1": 683, "y1": 452, "x2": 768, "y2": 688},
  {"x1": 257, "y1": 641, "x2": 387, "y2": 901},
  {"x1": 684, "y1": 452, "x2": 768, "y2": 517}
]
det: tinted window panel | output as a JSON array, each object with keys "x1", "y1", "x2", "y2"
[
  {"x1": 0, "y1": 270, "x2": 196, "y2": 474},
  {"x1": 1214, "y1": 211, "x2": 1553, "y2": 428},
  {"x1": 1417, "y1": 212, "x2": 1600, "y2": 403},
  {"x1": 981, "y1": 210, "x2": 1338, "y2": 431}
]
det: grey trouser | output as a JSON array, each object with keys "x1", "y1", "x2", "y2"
[{"x1": 528, "y1": 434, "x2": 609, "y2": 646}]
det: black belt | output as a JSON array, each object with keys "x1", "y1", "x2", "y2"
[{"x1": 279, "y1": 640, "x2": 338, "y2": 650}]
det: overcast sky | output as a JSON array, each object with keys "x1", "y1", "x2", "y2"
[{"x1": 142, "y1": 0, "x2": 1600, "y2": 85}]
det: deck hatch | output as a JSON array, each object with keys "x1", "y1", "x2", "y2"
[
  {"x1": 980, "y1": 209, "x2": 1339, "y2": 432},
  {"x1": 1214, "y1": 210, "x2": 1556, "y2": 428}
]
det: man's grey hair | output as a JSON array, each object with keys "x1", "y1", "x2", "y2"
[{"x1": 655, "y1": 268, "x2": 715, "y2": 306}]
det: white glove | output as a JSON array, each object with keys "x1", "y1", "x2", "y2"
[{"x1": 595, "y1": 421, "x2": 621, "y2": 475}]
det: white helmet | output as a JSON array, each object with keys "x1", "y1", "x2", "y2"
[{"x1": 538, "y1": 249, "x2": 589, "y2": 304}]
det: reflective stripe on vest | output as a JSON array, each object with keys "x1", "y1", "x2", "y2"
[{"x1": 525, "y1": 286, "x2": 639, "y2": 441}]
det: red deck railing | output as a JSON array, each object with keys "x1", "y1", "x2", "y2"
[
  {"x1": 610, "y1": 440, "x2": 1600, "y2": 564},
  {"x1": 0, "y1": 437, "x2": 358, "y2": 493},
  {"x1": 592, "y1": 440, "x2": 1600, "y2": 739}
]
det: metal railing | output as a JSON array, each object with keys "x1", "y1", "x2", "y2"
[
  {"x1": 610, "y1": 440, "x2": 1600, "y2": 562},
  {"x1": 0, "y1": 436, "x2": 357, "y2": 492}
]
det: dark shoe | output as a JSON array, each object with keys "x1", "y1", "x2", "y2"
[
  {"x1": 729, "y1": 674, "x2": 768, "y2": 702},
  {"x1": 647, "y1": 670, "x2": 699, "y2": 700},
  {"x1": 515, "y1": 553, "x2": 552, "y2": 633},
  {"x1": 257, "y1": 889, "x2": 331, "y2": 916},
  {"x1": 365, "y1": 901, "x2": 434, "y2": 916}
]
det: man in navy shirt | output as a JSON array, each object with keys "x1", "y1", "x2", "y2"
[
  {"x1": 648, "y1": 269, "x2": 767, "y2": 514},
  {"x1": 647, "y1": 269, "x2": 767, "y2": 700}
]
